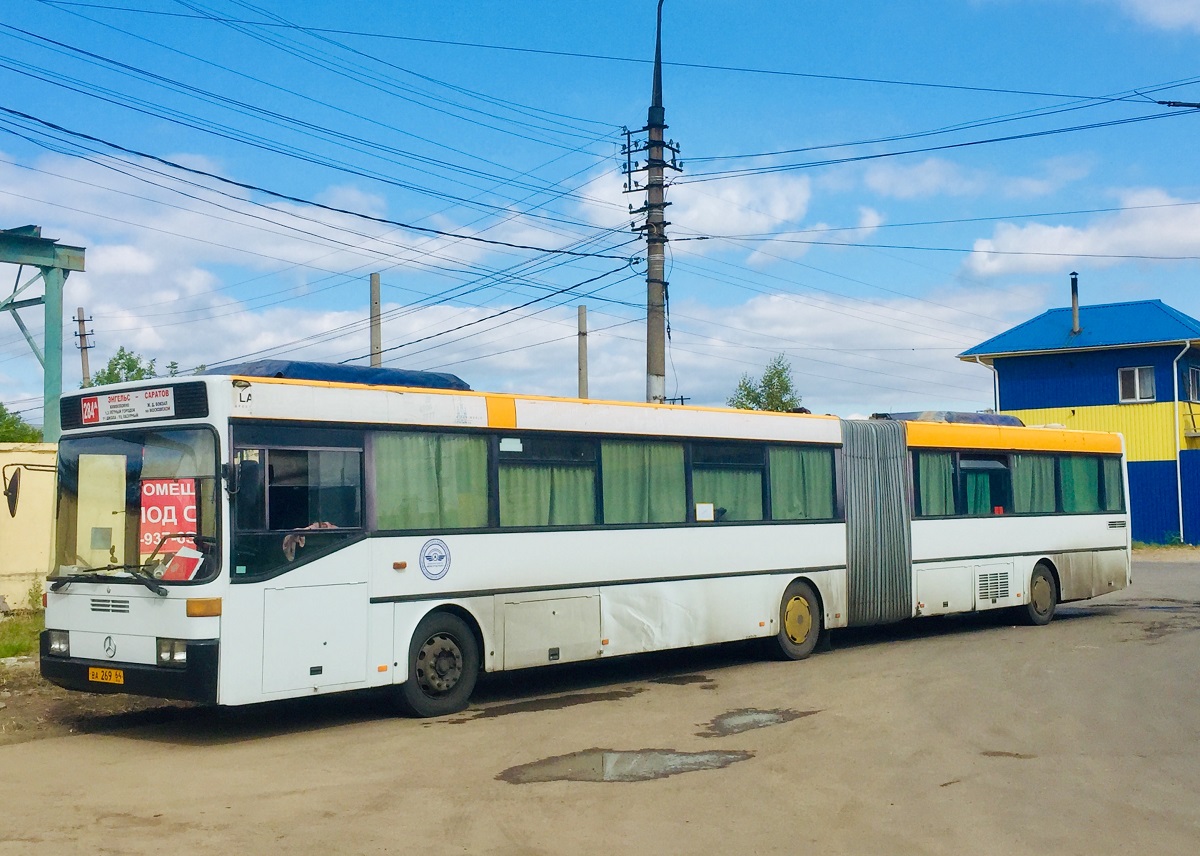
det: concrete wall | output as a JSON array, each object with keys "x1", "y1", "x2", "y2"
[{"x1": 0, "y1": 443, "x2": 55, "y2": 611}]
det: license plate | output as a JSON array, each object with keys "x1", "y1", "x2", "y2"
[{"x1": 88, "y1": 667, "x2": 124, "y2": 685}]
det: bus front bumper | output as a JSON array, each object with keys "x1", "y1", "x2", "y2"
[{"x1": 39, "y1": 633, "x2": 220, "y2": 704}]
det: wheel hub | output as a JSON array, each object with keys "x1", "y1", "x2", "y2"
[
  {"x1": 783, "y1": 595, "x2": 813, "y2": 645},
  {"x1": 416, "y1": 633, "x2": 463, "y2": 695},
  {"x1": 1031, "y1": 576, "x2": 1052, "y2": 614}
]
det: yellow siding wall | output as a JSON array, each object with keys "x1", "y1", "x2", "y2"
[
  {"x1": 0, "y1": 444, "x2": 56, "y2": 610},
  {"x1": 1004, "y1": 403, "x2": 1179, "y2": 462}
]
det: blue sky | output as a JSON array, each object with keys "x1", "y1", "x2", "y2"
[{"x1": 2, "y1": 0, "x2": 1199, "y2": 425}]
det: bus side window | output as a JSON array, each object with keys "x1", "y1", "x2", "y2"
[
  {"x1": 960, "y1": 455, "x2": 1010, "y2": 516},
  {"x1": 691, "y1": 443, "x2": 765, "y2": 522}
]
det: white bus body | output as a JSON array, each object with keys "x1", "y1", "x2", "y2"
[{"x1": 39, "y1": 369, "x2": 1130, "y2": 716}]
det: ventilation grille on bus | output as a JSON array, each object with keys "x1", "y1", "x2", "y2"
[
  {"x1": 977, "y1": 572, "x2": 1010, "y2": 602},
  {"x1": 90, "y1": 598, "x2": 130, "y2": 614},
  {"x1": 1108, "y1": 520, "x2": 1127, "y2": 529}
]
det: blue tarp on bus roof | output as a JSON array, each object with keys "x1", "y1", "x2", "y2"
[{"x1": 201, "y1": 360, "x2": 471, "y2": 391}]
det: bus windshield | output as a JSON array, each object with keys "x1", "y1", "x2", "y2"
[{"x1": 54, "y1": 428, "x2": 220, "y2": 584}]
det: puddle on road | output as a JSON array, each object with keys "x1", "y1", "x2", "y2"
[
  {"x1": 980, "y1": 750, "x2": 1036, "y2": 760},
  {"x1": 650, "y1": 673, "x2": 714, "y2": 686},
  {"x1": 696, "y1": 708, "x2": 820, "y2": 738},
  {"x1": 450, "y1": 689, "x2": 643, "y2": 722},
  {"x1": 498, "y1": 748, "x2": 753, "y2": 784}
]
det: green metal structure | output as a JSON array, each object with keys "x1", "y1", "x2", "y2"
[{"x1": 1, "y1": 225, "x2": 86, "y2": 442}]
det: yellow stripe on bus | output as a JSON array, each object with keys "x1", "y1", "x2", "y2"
[
  {"x1": 905, "y1": 421, "x2": 1122, "y2": 454},
  {"x1": 486, "y1": 395, "x2": 518, "y2": 429}
]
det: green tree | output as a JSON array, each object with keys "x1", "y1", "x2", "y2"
[
  {"x1": 0, "y1": 401, "x2": 42, "y2": 442},
  {"x1": 86, "y1": 346, "x2": 156, "y2": 387},
  {"x1": 166, "y1": 361, "x2": 206, "y2": 377},
  {"x1": 727, "y1": 353, "x2": 802, "y2": 412}
]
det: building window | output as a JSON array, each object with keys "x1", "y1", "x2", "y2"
[
  {"x1": 1118, "y1": 366, "x2": 1155, "y2": 403},
  {"x1": 1190, "y1": 367, "x2": 1200, "y2": 403}
]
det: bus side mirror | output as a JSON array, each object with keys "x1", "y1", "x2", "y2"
[
  {"x1": 222, "y1": 462, "x2": 238, "y2": 495},
  {"x1": 3, "y1": 467, "x2": 19, "y2": 518}
]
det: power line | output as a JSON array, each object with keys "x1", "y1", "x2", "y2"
[
  {"x1": 0, "y1": 50, "x2": 622, "y2": 223},
  {"x1": 686, "y1": 75, "x2": 1200, "y2": 164},
  {"x1": 681, "y1": 109, "x2": 1197, "y2": 182},
  {"x1": 334, "y1": 265, "x2": 637, "y2": 365},
  {"x1": 0, "y1": 104, "x2": 636, "y2": 261},
  {"x1": 34, "y1": 1, "x2": 1161, "y2": 103},
  {"x1": 681, "y1": 199, "x2": 1200, "y2": 239}
]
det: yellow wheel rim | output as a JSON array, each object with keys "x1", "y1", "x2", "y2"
[{"x1": 783, "y1": 595, "x2": 813, "y2": 645}]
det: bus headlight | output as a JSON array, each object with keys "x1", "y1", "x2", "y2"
[
  {"x1": 47, "y1": 630, "x2": 70, "y2": 657},
  {"x1": 156, "y1": 638, "x2": 187, "y2": 668}
]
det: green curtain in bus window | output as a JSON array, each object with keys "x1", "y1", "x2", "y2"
[
  {"x1": 965, "y1": 471, "x2": 992, "y2": 515},
  {"x1": 768, "y1": 446, "x2": 834, "y2": 520},
  {"x1": 601, "y1": 441, "x2": 685, "y2": 524},
  {"x1": 915, "y1": 452, "x2": 954, "y2": 516},
  {"x1": 1011, "y1": 454, "x2": 1056, "y2": 514},
  {"x1": 1102, "y1": 457, "x2": 1125, "y2": 512},
  {"x1": 693, "y1": 468, "x2": 763, "y2": 521},
  {"x1": 1060, "y1": 455, "x2": 1101, "y2": 513},
  {"x1": 500, "y1": 464, "x2": 595, "y2": 527},
  {"x1": 375, "y1": 433, "x2": 488, "y2": 530}
]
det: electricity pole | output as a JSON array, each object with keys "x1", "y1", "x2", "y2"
[
  {"x1": 369, "y1": 272, "x2": 381, "y2": 368},
  {"x1": 624, "y1": 0, "x2": 681, "y2": 403},
  {"x1": 577, "y1": 304, "x2": 588, "y2": 399},
  {"x1": 74, "y1": 306, "x2": 93, "y2": 387}
]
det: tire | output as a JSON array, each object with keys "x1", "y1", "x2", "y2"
[
  {"x1": 396, "y1": 612, "x2": 479, "y2": 718},
  {"x1": 1022, "y1": 564, "x2": 1058, "y2": 626},
  {"x1": 769, "y1": 580, "x2": 822, "y2": 661}
]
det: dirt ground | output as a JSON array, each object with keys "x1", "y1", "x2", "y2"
[
  {"x1": 1, "y1": 557, "x2": 1198, "y2": 855},
  {"x1": 1, "y1": 545, "x2": 1196, "y2": 746},
  {"x1": 0, "y1": 652, "x2": 190, "y2": 746}
]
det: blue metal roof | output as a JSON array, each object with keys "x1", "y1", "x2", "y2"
[{"x1": 960, "y1": 300, "x2": 1200, "y2": 359}]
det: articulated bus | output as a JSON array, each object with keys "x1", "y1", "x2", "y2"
[{"x1": 31, "y1": 362, "x2": 1130, "y2": 717}]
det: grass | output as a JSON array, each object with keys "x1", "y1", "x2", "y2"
[{"x1": 0, "y1": 611, "x2": 43, "y2": 658}]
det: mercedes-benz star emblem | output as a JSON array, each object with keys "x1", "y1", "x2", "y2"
[{"x1": 103, "y1": 636, "x2": 117, "y2": 659}]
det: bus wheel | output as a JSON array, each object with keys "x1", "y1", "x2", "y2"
[
  {"x1": 770, "y1": 581, "x2": 822, "y2": 661},
  {"x1": 1022, "y1": 564, "x2": 1058, "y2": 626},
  {"x1": 396, "y1": 612, "x2": 479, "y2": 718}
]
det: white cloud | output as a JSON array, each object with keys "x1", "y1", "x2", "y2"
[
  {"x1": 966, "y1": 188, "x2": 1200, "y2": 276},
  {"x1": 745, "y1": 206, "x2": 883, "y2": 266},
  {"x1": 314, "y1": 185, "x2": 389, "y2": 218},
  {"x1": 865, "y1": 158, "x2": 987, "y2": 199},
  {"x1": 669, "y1": 174, "x2": 812, "y2": 238},
  {"x1": 863, "y1": 156, "x2": 1092, "y2": 201},
  {"x1": 0, "y1": 150, "x2": 1034, "y2": 424},
  {"x1": 1110, "y1": 0, "x2": 1200, "y2": 30},
  {"x1": 1001, "y1": 156, "x2": 1095, "y2": 198}
]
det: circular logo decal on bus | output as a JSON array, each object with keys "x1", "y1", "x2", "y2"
[{"x1": 419, "y1": 539, "x2": 451, "y2": 581}]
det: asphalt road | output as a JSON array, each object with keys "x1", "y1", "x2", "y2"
[{"x1": 2, "y1": 560, "x2": 1198, "y2": 855}]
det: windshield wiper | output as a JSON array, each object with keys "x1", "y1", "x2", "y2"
[{"x1": 50, "y1": 565, "x2": 168, "y2": 596}]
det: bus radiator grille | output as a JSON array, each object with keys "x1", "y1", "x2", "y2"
[
  {"x1": 977, "y1": 573, "x2": 1010, "y2": 602},
  {"x1": 90, "y1": 598, "x2": 131, "y2": 614}
]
